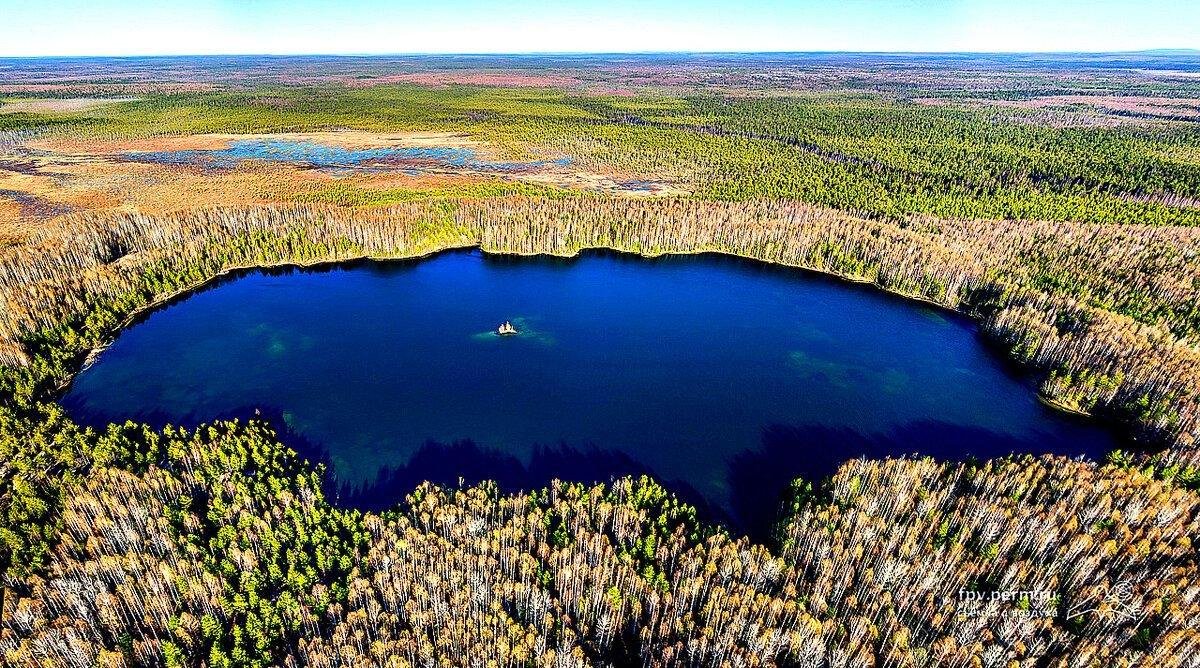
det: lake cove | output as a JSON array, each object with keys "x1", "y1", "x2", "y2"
[{"x1": 62, "y1": 249, "x2": 1116, "y2": 535}]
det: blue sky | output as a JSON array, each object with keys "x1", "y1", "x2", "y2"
[{"x1": 0, "y1": 0, "x2": 1195, "y2": 57}]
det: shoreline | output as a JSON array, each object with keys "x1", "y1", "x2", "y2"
[
  {"x1": 65, "y1": 243, "x2": 480, "y2": 388},
  {"x1": 1037, "y1": 393, "x2": 1096, "y2": 419},
  {"x1": 57, "y1": 241, "x2": 1107, "y2": 435}
]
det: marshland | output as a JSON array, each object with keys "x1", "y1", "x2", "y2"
[{"x1": 1, "y1": 52, "x2": 1199, "y2": 667}]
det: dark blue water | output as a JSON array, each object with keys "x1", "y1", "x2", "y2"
[
  {"x1": 122, "y1": 139, "x2": 570, "y2": 173},
  {"x1": 62, "y1": 250, "x2": 1114, "y2": 532}
]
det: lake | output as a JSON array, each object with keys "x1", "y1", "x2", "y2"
[{"x1": 62, "y1": 249, "x2": 1115, "y2": 534}]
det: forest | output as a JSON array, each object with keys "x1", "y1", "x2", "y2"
[
  {"x1": 4, "y1": 418, "x2": 1199, "y2": 667},
  {"x1": 1, "y1": 53, "x2": 1199, "y2": 666}
]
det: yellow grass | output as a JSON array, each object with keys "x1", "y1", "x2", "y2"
[{"x1": 0, "y1": 130, "x2": 686, "y2": 235}]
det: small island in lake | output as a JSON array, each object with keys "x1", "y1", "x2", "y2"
[{"x1": 496, "y1": 320, "x2": 518, "y2": 336}]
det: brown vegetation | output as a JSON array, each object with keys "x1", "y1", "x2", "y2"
[
  {"x1": 0, "y1": 132, "x2": 684, "y2": 230},
  {"x1": 0, "y1": 98, "x2": 139, "y2": 115},
  {"x1": 383, "y1": 72, "x2": 584, "y2": 88},
  {"x1": 916, "y1": 95, "x2": 1200, "y2": 122}
]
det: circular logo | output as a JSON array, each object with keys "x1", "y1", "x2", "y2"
[{"x1": 1110, "y1": 581, "x2": 1134, "y2": 602}]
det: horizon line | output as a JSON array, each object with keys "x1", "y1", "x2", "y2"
[{"x1": 2, "y1": 48, "x2": 1199, "y2": 60}]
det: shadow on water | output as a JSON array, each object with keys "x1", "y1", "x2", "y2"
[
  {"x1": 320, "y1": 438, "x2": 727, "y2": 526},
  {"x1": 202, "y1": 410, "x2": 738, "y2": 528},
  {"x1": 64, "y1": 399, "x2": 735, "y2": 529},
  {"x1": 728, "y1": 421, "x2": 1109, "y2": 542},
  {"x1": 68, "y1": 402, "x2": 1109, "y2": 544},
  {"x1": 275, "y1": 412, "x2": 1105, "y2": 544}
]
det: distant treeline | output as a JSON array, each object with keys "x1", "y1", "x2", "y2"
[{"x1": 2, "y1": 66, "x2": 1199, "y2": 667}]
